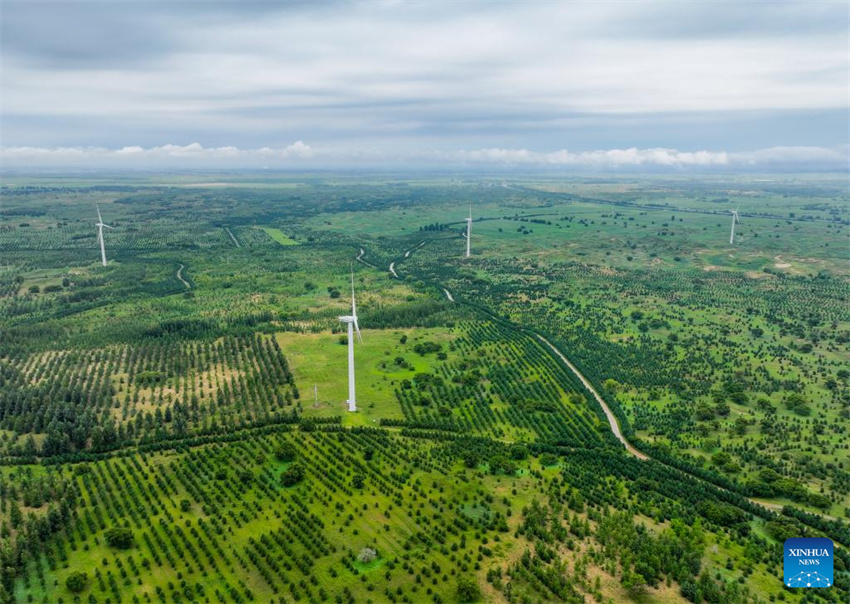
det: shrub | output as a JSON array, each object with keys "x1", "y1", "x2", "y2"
[
  {"x1": 539, "y1": 453, "x2": 559, "y2": 467},
  {"x1": 66, "y1": 571, "x2": 88, "y2": 593},
  {"x1": 357, "y1": 548, "x2": 377, "y2": 563},
  {"x1": 104, "y1": 527, "x2": 134, "y2": 549},
  {"x1": 456, "y1": 576, "x2": 481, "y2": 602},
  {"x1": 282, "y1": 463, "x2": 305, "y2": 486},
  {"x1": 275, "y1": 442, "x2": 297, "y2": 462}
]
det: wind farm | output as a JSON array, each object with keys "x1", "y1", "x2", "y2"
[
  {"x1": 1, "y1": 173, "x2": 847, "y2": 603},
  {"x1": 1, "y1": 2, "x2": 847, "y2": 603}
]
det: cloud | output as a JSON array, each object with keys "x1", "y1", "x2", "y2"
[
  {"x1": 1, "y1": 141, "x2": 313, "y2": 166},
  {"x1": 444, "y1": 147, "x2": 731, "y2": 167},
  {"x1": 1, "y1": 2, "x2": 847, "y2": 153},
  {"x1": 2, "y1": 143, "x2": 845, "y2": 171},
  {"x1": 730, "y1": 145, "x2": 849, "y2": 166}
]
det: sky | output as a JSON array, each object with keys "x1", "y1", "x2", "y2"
[{"x1": 1, "y1": 1, "x2": 848, "y2": 170}]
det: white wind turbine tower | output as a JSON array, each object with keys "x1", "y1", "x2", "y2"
[
  {"x1": 729, "y1": 207, "x2": 741, "y2": 245},
  {"x1": 95, "y1": 205, "x2": 115, "y2": 266},
  {"x1": 465, "y1": 204, "x2": 473, "y2": 258},
  {"x1": 338, "y1": 270, "x2": 362, "y2": 412}
]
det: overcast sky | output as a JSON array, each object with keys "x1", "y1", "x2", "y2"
[{"x1": 1, "y1": 1, "x2": 848, "y2": 170}]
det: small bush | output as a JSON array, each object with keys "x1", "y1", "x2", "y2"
[{"x1": 66, "y1": 571, "x2": 88, "y2": 593}]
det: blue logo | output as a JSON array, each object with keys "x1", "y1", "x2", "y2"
[{"x1": 784, "y1": 538, "x2": 833, "y2": 588}]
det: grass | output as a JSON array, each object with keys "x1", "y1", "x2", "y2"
[
  {"x1": 258, "y1": 226, "x2": 300, "y2": 246},
  {"x1": 277, "y1": 327, "x2": 457, "y2": 427}
]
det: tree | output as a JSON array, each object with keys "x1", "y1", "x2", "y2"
[
  {"x1": 539, "y1": 453, "x2": 558, "y2": 467},
  {"x1": 357, "y1": 548, "x2": 377, "y2": 563},
  {"x1": 463, "y1": 452, "x2": 480, "y2": 469},
  {"x1": 352, "y1": 474, "x2": 365, "y2": 489},
  {"x1": 732, "y1": 417, "x2": 748, "y2": 436},
  {"x1": 622, "y1": 570, "x2": 648, "y2": 595},
  {"x1": 456, "y1": 576, "x2": 481, "y2": 603},
  {"x1": 282, "y1": 463, "x2": 305, "y2": 486},
  {"x1": 694, "y1": 403, "x2": 714, "y2": 421},
  {"x1": 9, "y1": 505, "x2": 23, "y2": 530},
  {"x1": 275, "y1": 442, "x2": 297, "y2": 461},
  {"x1": 509, "y1": 443, "x2": 528, "y2": 460},
  {"x1": 66, "y1": 571, "x2": 88, "y2": 593},
  {"x1": 711, "y1": 451, "x2": 731, "y2": 467},
  {"x1": 104, "y1": 526, "x2": 134, "y2": 549}
]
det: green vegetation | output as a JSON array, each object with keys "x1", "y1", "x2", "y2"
[
  {"x1": 259, "y1": 227, "x2": 300, "y2": 246},
  {"x1": 0, "y1": 174, "x2": 847, "y2": 603}
]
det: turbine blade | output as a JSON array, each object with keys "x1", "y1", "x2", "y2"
[
  {"x1": 96, "y1": 205, "x2": 103, "y2": 223},
  {"x1": 102, "y1": 224, "x2": 115, "y2": 229},
  {"x1": 354, "y1": 317, "x2": 363, "y2": 343}
]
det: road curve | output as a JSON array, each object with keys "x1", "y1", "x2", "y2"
[
  {"x1": 533, "y1": 335, "x2": 839, "y2": 521},
  {"x1": 372, "y1": 240, "x2": 825, "y2": 525},
  {"x1": 389, "y1": 241, "x2": 425, "y2": 278},
  {"x1": 176, "y1": 264, "x2": 191, "y2": 289},
  {"x1": 536, "y1": 334, "x2": 648, "y2": 460},
  {"x1": 356, "y1": 248, "x2": 377, "y2": 269}
]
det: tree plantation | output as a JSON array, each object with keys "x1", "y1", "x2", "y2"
[{"x1": 0, "y1": 174, "x2": 847, "y2": 603}]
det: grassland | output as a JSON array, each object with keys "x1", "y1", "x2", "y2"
[{"x1": 258, "y1": 227, "x2": 300, "y2": 246}]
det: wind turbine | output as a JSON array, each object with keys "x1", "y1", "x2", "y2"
[
  {"x1": 465, "y1": 204, "x2": 473, "y2": 258},
  {"x1": 95, "y1": 205, "x2": 115, "y2": 266},
  {"x1": 729, "y1": 207, "x2": 741, "y2": 245},
  {"x1": 338, "y1": 269, "x2": 362, "y2": 412}
]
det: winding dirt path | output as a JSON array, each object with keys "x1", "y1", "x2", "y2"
[
  {"x1": 354, "y1": 242, "x2": 831, "y2": 529},
  {"x1": 176, "y1": 264, "x2": 191, "y2": 289},
  {"x1": 389, "y1": 241, "x2": 425, "y2": 279},
  {"x1": 356, "y1": 248, "x2": 377, "y2": 269}
]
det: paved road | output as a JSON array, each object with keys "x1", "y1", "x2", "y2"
[
  {"x1": 224, "y1": 227, "x2": 240, "y2": 248},
  {"x1": 176, "y1": 264, "x2": 191, "y2": 289},
  {"x1": 389, "y1": 262, "x2": 398, "y2": 278},
  {"x1": 443, "y1": 288, "x2": 454, "y2": 302},
  {"x1": 536, "y1": 334, "x2": 648, "y2": 460}
]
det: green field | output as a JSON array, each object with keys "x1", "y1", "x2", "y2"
[
  {"x1": 259, "y1": 227, "x2": 300, "y2": 246},
  {"x1": 0, "y1": 174, "x2": 847, "y2": 604}
]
